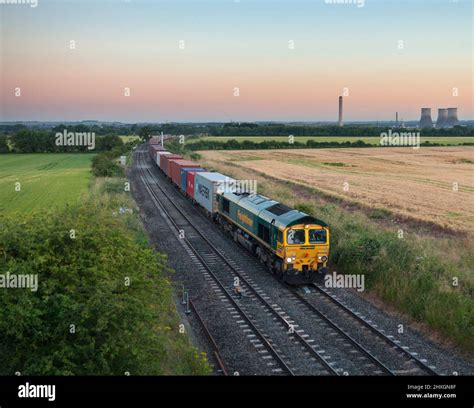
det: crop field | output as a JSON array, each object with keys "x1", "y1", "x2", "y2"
[
  {"x1": 0, "y1": 154, "x2": 94, "y2": 215},
  {"x1": 198, "y1": 147, "x2": 474, "y2": 234},
  {"x1": 190, "y1": 136, "x2": 474, "y2": 145}
]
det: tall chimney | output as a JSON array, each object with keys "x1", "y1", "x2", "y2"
[
  {"x1": 338, "y1": 96, "x2": 343, "y2": 127},
  {"x1": 419, "y1": 108, "x2": 433, "y2": 128},
  {"x1": 396, "y1": 112, "x2": 399, "y2": 126},
  {"x1": 446, "y1": 108, "x2": 459, "y2": 127},
  {"x1": 436, "y1": 109, "x2": 448, "y2": 128}
]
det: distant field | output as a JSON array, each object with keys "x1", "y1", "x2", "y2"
[
  {"x1": 190, "y1": 136, "x2": 474, "y2": 145},
  {"x1": 0, "y1": 154, "x2": 94, "y2": 215},
  {"x1": 120, "y1": 135, "x2": 141, "y2": 143},
  {"x1": 198, "y1": 147, "x2": 474, "y2": 233}
]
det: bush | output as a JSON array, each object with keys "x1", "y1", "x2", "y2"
[
  {"x1": 295, "y1": 203, "x2": 314, "y2": 214},
  {"x1": 0, "y1": 200, "x2": 210, "y2": 375},
  {"x1": 91, "y1": 153, "x2": 123, "y2": 177},
  {"x1": 0, "y1": 135, "x2": 10, "y2": 153}
]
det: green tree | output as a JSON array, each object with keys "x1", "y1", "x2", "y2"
[{"x1": 0, "y1": 135, "x2": 10, "y2": 153}]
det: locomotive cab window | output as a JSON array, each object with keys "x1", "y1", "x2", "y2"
[
  {"x1": 309, "y1": 229, "x2": 327, "y2": 244},
  {"x1": 277, "y1": 230, "x2": 283, "y2": 243},
  {"x1": 287, "y1": 229, "x2": 305, "y2": 245}
]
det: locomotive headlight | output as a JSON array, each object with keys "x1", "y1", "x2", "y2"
[
  {"x1": 318, "y1": 256, "x2": 328, "y2": 262},
  {"x1": 286, "y1": 257, "x2": 292, "y2": 263}
]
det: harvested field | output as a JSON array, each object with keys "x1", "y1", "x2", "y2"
[{"x1": 198, "y1": 147, "x2": 474, "y2": 234}]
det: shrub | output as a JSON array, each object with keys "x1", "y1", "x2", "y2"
[
  {"x1": 0, "y1": 201, "x2": 210, "y2": 375},
  {"x1": 295, "y1": 203, "x2": 314, "y2": 214},
  {"x1": 368, "y1": 208, "x2": 392, "y2": 219}
]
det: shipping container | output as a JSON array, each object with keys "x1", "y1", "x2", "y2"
[
  {"x1": 160, "y1": 154, "x2": 183, "y2": 176},
  {"x1": 149, "y1": 145, "x2": 165, "y2": 162},
  {"x1": 149, "y1": 136, "x2": 161, "y2": 145},
  {"x1": 156, "y1": 151, "x2": 172, "y2": 168},
  {"x1": 181, "y1": 167, "x2": 205, "y2": 192},
  {"x1": 169, "y1": 160, "x2": 201, "y2": 186},
  {"x1": 193, "y1": 172, "x2": 237, "y2": 213},
  {"x1": 186, "y1": 171, "x2": 199, "y2": 198}
]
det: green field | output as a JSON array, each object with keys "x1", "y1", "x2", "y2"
[
  {"x1": 0, "y1": 154, "x2": 94, "y2": 215},
  {"x1": 189, "y1": 136, "x2": 474, "y2": 145},
  {"x1": 120, "y1": 135, "x2": 141, "y2": 143}
]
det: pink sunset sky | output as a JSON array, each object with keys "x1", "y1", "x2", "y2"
[{"x1": 1, "y1": 0, "x2": 472, "y2": 122}]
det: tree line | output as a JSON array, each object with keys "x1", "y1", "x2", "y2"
[
  {"x1": 0, "y1": 123, "x2": 472, "y2": 154},
  {"x1": 137, "y1": 123, "x2": 474, "y2": 137},
  {"x1": 180, "y1": 139, "x2": 473, "y2": 151},
  {"x1": 0, "y1": 130, "x2": 124, "y2": 153}
]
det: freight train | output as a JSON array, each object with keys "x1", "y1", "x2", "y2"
[{"x1": 148, "y1": 140, "x2": 330, "y2": 284}]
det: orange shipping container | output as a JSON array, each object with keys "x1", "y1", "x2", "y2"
[
  {"x1": 161, "y1": 154, "x2": 183, "y2": 176},
  {"x1": 169, "y1": 159, "x2": 201, "y2": 186}
]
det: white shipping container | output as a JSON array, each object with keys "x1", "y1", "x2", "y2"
[
  {"x1": 194, "y1": 172, "x2": 237, "y2": 213},
  {"x1": 156, "y1": 151, "x2": 172, "y2": 168}
]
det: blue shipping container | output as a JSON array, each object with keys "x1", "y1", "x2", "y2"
[{"x1": 180, "y1": 167, "x2": 205, "y2": 192}]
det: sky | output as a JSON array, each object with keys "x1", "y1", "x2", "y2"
[{"x1": 0, "y1": 0, "x2": 472, "y2": 122}]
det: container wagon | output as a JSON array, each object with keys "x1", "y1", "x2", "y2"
[
  {"x1": 169, "y1": 160, "x2": 201, "y2": 187},
  {"x1": 181, "y1": 168, "x2": 205, "y2": 193},
  {"x1": 186, "y1": 170, "x2": 203, "y2": 199},
  {"x1": 161, "y1": 154, "x2": 183, "y2": 177},
  {"x1": 149, "y1": 136, "x2": 161, "y2": 145},
  {"x1": 149, "y1": 145, "x2": 165, "y2": 163},
  {"x1": 193, "y1": 172, "x2": 237, "y2": 214},
  {"x1": 156, "y1": 151, "x2": 172, "y2": 168}
]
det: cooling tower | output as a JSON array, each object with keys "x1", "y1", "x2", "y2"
[
  {"x1": 419, "y1": 108, "x2": 433, "y2": 128},
  {"x1": 436, "y1": 108, "x2": 448, "y2": 128},
  {"x1": 446, "y1": 108, "x2": 459, "y2": 127}
]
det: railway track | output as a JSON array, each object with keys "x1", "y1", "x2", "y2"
[
  {"x1": 135, "y1": 148, "x2": 413, "y2": 375},
  {"x1": 307, "y1": 283, "x2": 439, "y2": 376},
  {"x1": 189, "y1": 299, "x2": 228, "y2": 376}
]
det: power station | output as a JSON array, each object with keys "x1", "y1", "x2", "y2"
[
  {"x1": 420, "y1": 107, "x2": 460, "y2": 128},
  {"x1": 419, "y1": 108, "x2": 433, "y2": 128},
  {"x1": 446, "y1": 108, "x2": 459, "y2": 127},
  {"x1": 436, "y1": 108, "x2": 448, "y2": 128},
  {"x1": 333, "y1": 98, "x2": 460, "y2": 128}
]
